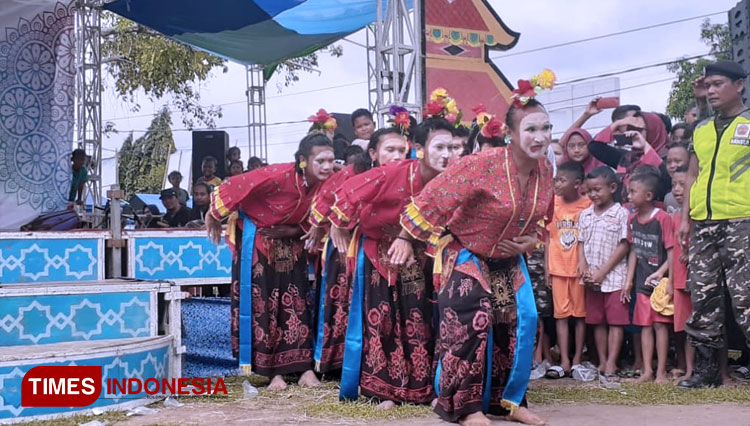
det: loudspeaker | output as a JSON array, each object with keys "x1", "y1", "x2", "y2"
[
  {"x1": 192, "y1": 131, "x2": 229, "y2": 184},
  {"x1": 331, "y1": 113, "x2": 355, "y2": 141}
]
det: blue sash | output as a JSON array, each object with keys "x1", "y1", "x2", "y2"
[
  {"x1": 313, "y1": 241, "x2": 335, "y2": 367},
  {"x1": 501, "y1": 255, "x2": 537, "y2": 410},
  {"x1": 339, "y1": 235, "x2": 366, "y2": 400},
  {"x1": 238, "y1": 212, "x2": 258, "y2": 373}
]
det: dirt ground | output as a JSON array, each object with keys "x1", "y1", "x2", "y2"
[
  {"x1": 115, "y1": 401, "x2": 750, "y2": 426},
  {"x1": 115, "y1": 399, "x2": 750, "y2": 426}
]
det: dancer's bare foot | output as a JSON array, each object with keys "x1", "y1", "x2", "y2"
[
  {"x1": 459, "y1": 411, "x2": 491, "y2": 426},
  {"x1": 635, "y1": 371, "x2": 654, "y2": 383},
  {"x1": 430, "y1": 398, "x2": 438, "y2": 408},
  {"x1": 508, "y1": 407, "x2": 548, "y2": 426},
  {"x1": 268, "y1": 375, "x2": 287, "y2": 391},
  {"x1": 297, "y1": 370, "x2": 321, "y2": 387},
  {"x1": 375, "y1": 400, "x2": 396, "y2": 411}
]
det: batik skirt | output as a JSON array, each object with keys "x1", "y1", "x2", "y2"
[
  {"x1": 434, "y1": 256, "x2": 530, "y2": 422},
  {"x1": 230, "y1": 225, "x2": 315, "y2": 377},
  {"x1": 314, "y1": 246, "x2": 351, "y2": 374},
  {"x1": 358, "y1": 240, "x2": 435, "y2": 404}
]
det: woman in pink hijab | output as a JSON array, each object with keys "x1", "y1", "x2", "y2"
[{"x1": 559, "y1": 128, "x2": 604, "y2": 174}]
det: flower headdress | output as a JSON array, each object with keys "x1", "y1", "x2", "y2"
[
  {"x1": 511, "y1": 69, "x2": 556, "y2": 108},
  {"x1": 308, "y1": 108, "x2": 337, "y2": 132},
  {"x1": 424, "y1": 88, "x2": 463, "y2": 125},
  {"x1": 472, "y1": 104, "x2": 504, "y2": 139},
  {"x1": 387, "y1": 105, "x2": 412, "y2": 137}
]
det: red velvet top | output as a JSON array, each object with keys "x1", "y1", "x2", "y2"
[
  {"x1": 401, "y1": 147, "x2": 554, "y2": 258},
  {"x1": 209, "y1": 163, "x2": 322, "y2": 260},
  {"x1": 309, "y1": 165, "x2": 358, "y2": 227},
  {"x1": 329, "y1": 159, "x2": 425, "y2": 283},
  {"x1": 210, "y1": 163, "x2": 319, "y2": 227}
]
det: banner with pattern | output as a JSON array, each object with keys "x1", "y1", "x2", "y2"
[{"x1": 0, "y1": 1, "x2": 75, "y2": 230}]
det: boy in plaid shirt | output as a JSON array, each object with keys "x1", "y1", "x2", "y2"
[{"x1": 578, "y1": 166, "x2": 630, "y2": 378}]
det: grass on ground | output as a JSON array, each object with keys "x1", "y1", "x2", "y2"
[{"x1": 15, "y1": 378, "x2": 750, "y2": 425}]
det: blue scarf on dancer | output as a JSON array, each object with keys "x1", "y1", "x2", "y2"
[
  {"x1": 339, "y1": 234, "x2": 366, "y2": 400},
  {"x1": 238, "y1": 212, "x2": 258, "y2": 375},
  {"x1": 313, "y1": 240, "x2": 335, "y2": 369},
  {"x1": 433, "y1": 250, "x2": 537, "y2": 413}
]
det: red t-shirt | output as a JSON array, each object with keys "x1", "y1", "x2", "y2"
[{"x1": 628, "y1": 208, "x2": 674, "y2": 295}]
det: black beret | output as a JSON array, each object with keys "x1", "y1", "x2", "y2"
[
  {"x1": 704, "y1": 60, "x2": 747, "y2": 80},
  {"x1": 160, "y1": 188, "x2": 177, "y2": 199}
]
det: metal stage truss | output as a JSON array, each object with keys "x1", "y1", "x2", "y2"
[
  {"x1": 367, "y1": 0, "x2": 424, "y2": 126},
  {"x1": 246, "y1": 65, "x2": 268, "y2": 161},
  {"x1": 75, "y1": 0, "x2": 103, "y2": 207}
]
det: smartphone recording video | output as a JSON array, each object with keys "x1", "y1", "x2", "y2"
[{"x1": 613, "y1": 134, "x2": 632, "y2": 147}]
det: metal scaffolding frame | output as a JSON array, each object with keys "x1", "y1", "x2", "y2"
[
  {"x1": 75, "y1": 0, "x2": 103, "y2": 206},
  {"x1": 246, "y1": 65, "x2": 268, "y2": 161},
  {"x1": 367, "y1": 0, "x2": 423, "y2": 126}
]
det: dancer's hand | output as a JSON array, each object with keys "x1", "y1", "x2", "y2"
[
  {"x1": 330, "y1": 225, "x2": 351, "y2": 254},
  {"x1": 302, "y1": 225, "x2": 325, "y2": 253},
  {"x1": 387, "y1": 238, "x2": 415, "y2": 267},
  {"x1": 496, "y1": 234, "x2": 537, "y2": 257},
  {"x1": 206, "y1": 213, "x2": 222, "y2": 245}
]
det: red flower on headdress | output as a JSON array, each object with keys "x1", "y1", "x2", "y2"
[
  {"x1": 308, "y1": 108, "x2": 331, "y2": 123},
  {"x1": 471, "y1": 104, "x2": 487, "y2": 115},
  {"x1": 424, "y1": 101, "x2": 445, "y2": 117},
  {"x1": 394, "y1": 111, "x2": 411, "y2": 130},
  {"x1": 512, "y1": 79, "x2": 536, "y2": 99},
  {"x1": 480, "y1": 117, "x2": 504, "y2": 139}
]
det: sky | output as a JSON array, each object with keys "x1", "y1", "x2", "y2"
[{"x1": 99, "y1": 0, "x2": 741, "y2": 187}]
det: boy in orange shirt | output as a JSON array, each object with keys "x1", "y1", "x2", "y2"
[{"x1": 546, "y1": 162, "x2": 591, "y2": 376}]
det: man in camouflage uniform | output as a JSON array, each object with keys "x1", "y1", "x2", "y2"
[{"x1": 678, "y1": 60, "x2": 750, "y2": 388}]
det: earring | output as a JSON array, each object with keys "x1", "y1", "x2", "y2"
[
  {"x1": 416, "y1": 150, "x2": 424, "y2": 159},
  {"x1": 302, "y1": 171, "x2": 309, "y2": 187},
  {"x1": 299, "y1": 160, "x2": 307, "y2": 169},
  {"x1": 504, "y1": 136, "x2": 512, "y2": 145}
]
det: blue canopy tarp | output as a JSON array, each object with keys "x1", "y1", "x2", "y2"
[{"x1": 103, "y1": 0, "x2": 392, "y2": 67}]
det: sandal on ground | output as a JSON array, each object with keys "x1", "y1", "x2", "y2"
[
  {"x1": 731, "y1": 366, "x2": 750, "y2": 381},
  {"x1": 571, "y1": 364, "x2": 597, "y2": 382},
  {"x1": 545, "y1": 365, "x2": 565, "y2": 379}
]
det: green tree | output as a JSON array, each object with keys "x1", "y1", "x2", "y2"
[
  {"x1": 666, "y1": 19, "x2": 730, "y2": 119},
  {"x1": 102, "y1": 13, "x2": 342, "y2": 129},
  {"x1": 117, "y1": 107, "x2": 175, "y2": 195}
]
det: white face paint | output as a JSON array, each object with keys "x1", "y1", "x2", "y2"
[
  {"x1": 511, "y1": 111, "x2": 552, "y2": 161},
  {"x1": 422, "y1": 130, "x2": 461, "y2": 172}
]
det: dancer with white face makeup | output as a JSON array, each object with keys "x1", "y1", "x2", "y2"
[
  {"x1": 394, "y1": 70, "x2": 558, "y2": 426},
  {"x1": 330, "y1": 116, "x2": 461, "y2": 410}
]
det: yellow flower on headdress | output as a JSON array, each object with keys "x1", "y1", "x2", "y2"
[
  {"x1": 476, "y1": 112, "x2": 491, "y2": 125},
  {"x1": 534, "y1": 69, "x2": 556, "y2": 90},
  {"x1": 445, "y1": 99, "x2": 459, "y2": 115},
  {"x1": 323, "y1": 117, "x2": 338, "y2": 131},
  {"x1": 430, "y1": 88, "x2": 448, "y2": 101}
]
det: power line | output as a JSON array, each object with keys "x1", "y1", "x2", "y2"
[
  {"x1": 557, "y1": 51, "x2": 726, "y2": 85},
  {"x1": 102, "y1": 80, "x2": 367, "y2": 122},
  {"x1": 544, "y1": 76, "x2": 676, "y2": 109},
  {"x1": 490, "y1": 10, "x2": 726, "y2": 60}
]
